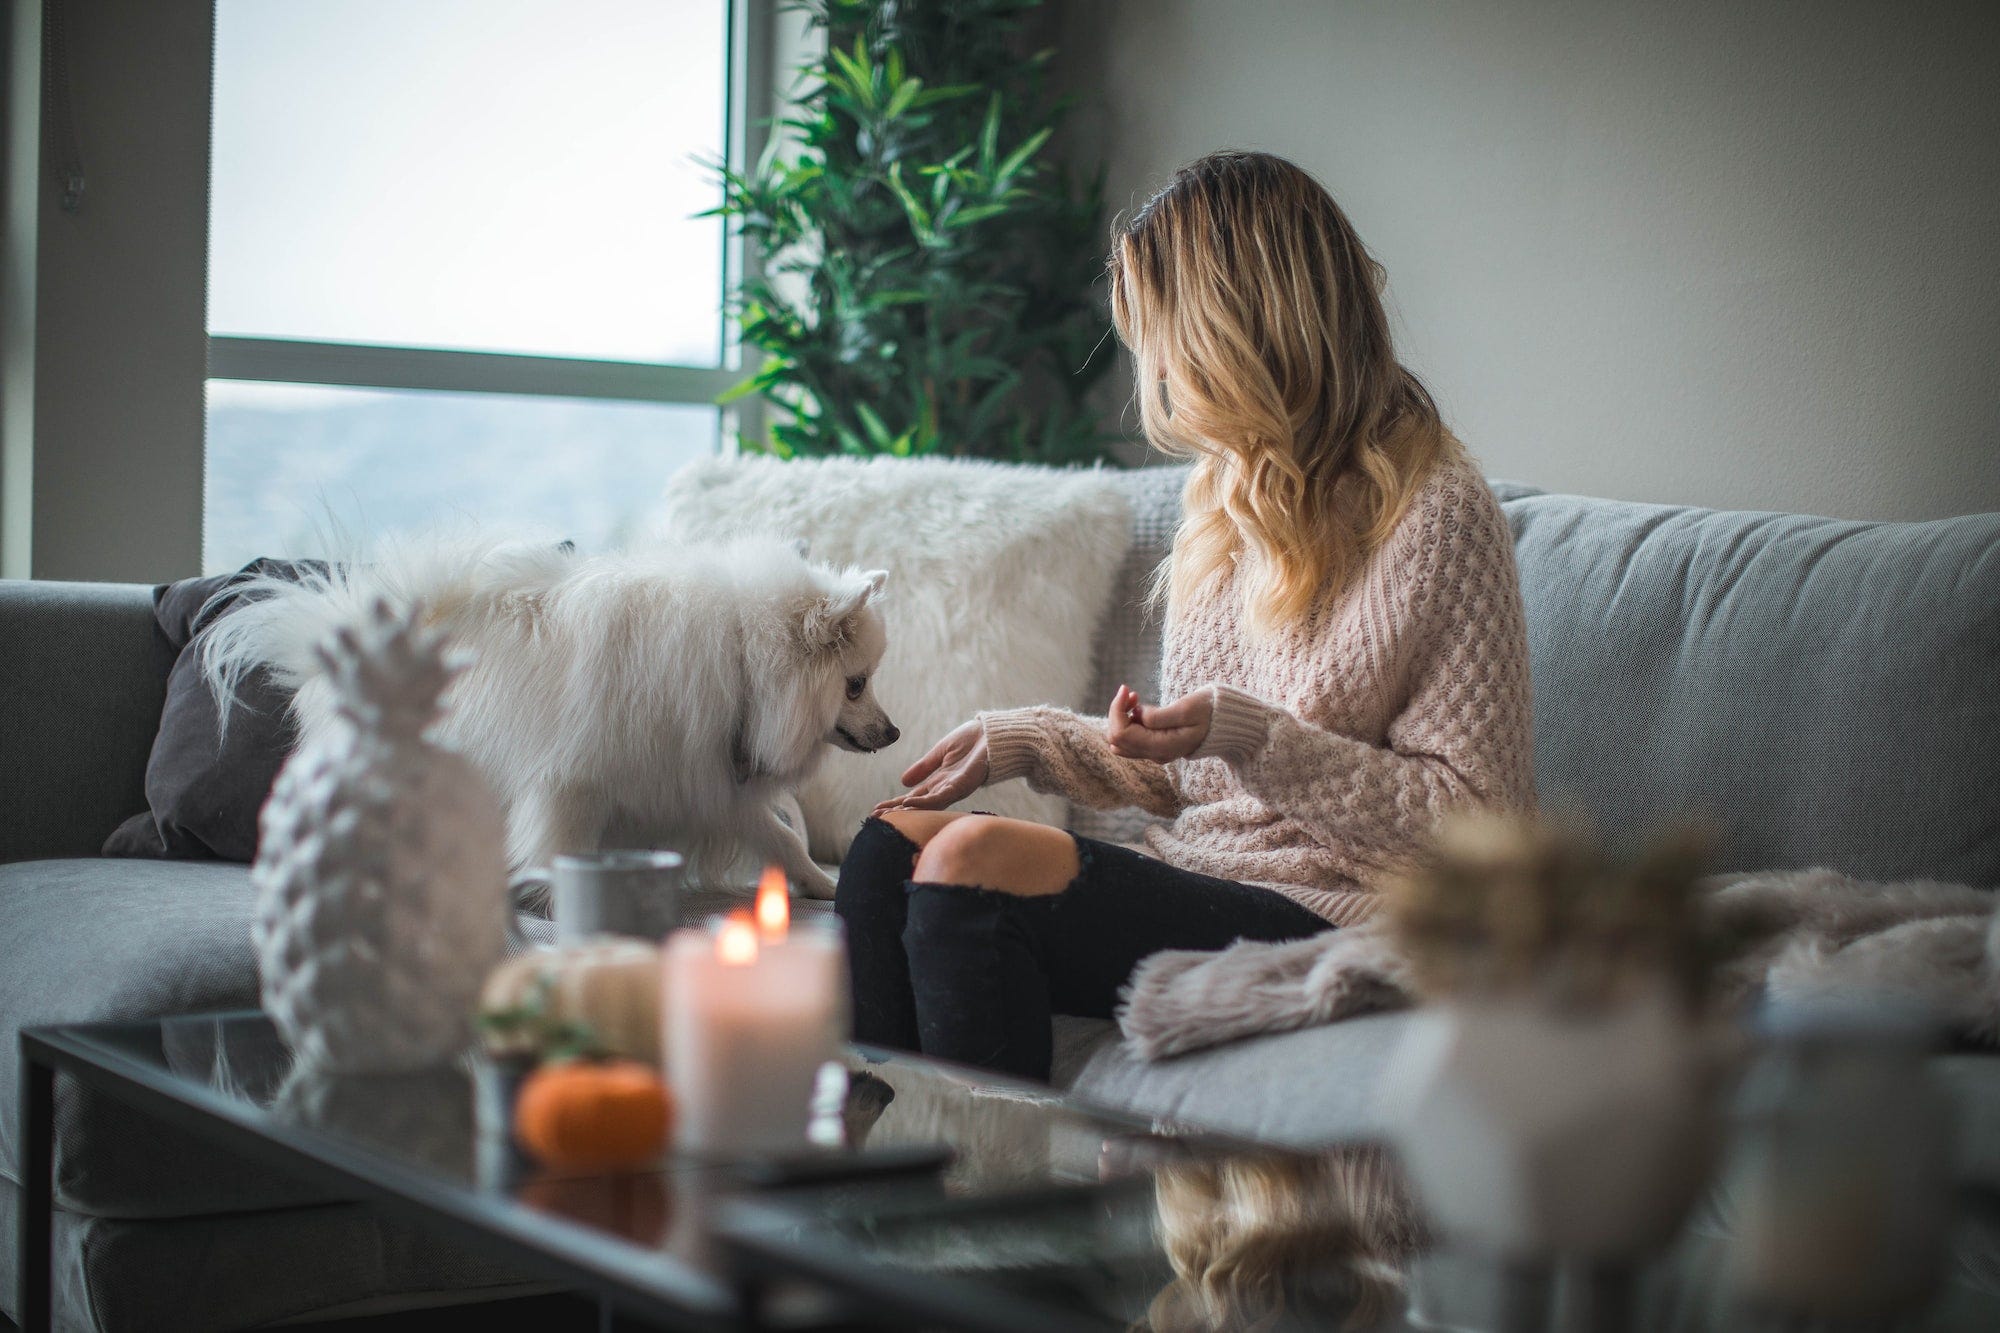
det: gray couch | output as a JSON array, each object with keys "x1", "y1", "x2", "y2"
[{"x1": 4, "y1": 476, "x2": 1997, "y2": 1329}]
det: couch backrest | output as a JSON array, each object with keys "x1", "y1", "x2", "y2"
[
  {"x1": 0, "y1": 580, "x2": 170, "y2": 863},
  {"x1": 1502, "y1": 486, "x2": 1999, "y2": 884},
  {"x1": 1084, "y1": 471, "x2": 2000, "y2": 886}
]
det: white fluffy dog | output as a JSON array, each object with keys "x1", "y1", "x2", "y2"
[{"x1": 202, "y1": 533, "x2": 897, "y2": 899}]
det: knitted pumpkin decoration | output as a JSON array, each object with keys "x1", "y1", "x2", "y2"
[
  {"x1": 480, "y1": 941, "x2": 663, "y2": 1065},
  {"x1": 514, "y1": 1060, "x2": 675, "y2": 1170}
]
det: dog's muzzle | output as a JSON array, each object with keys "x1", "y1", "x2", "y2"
[{"x1": 837, "y1": 724, "x2": 899, "y2": 753}]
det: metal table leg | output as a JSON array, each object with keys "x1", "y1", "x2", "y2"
[{"x1": 19, "y1": 1035, "x2": 55, "y2": 1332}]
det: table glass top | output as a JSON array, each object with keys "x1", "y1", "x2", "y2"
[
  {"x1": 59, "y1": 1011, "x2": 1216, "y2": 1321},
  {"x1": 57, "y1": 1013, "x2": 2000, "y2": 1332}
]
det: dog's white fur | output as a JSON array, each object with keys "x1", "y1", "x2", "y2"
[
  {"x1": 653, "y1": 455, "x2": 1134, "y2": 862},
  {"x1": 201, "y1": 533, "x2": 896, "y2": 899}
]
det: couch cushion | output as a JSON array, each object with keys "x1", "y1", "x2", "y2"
[
  {"x1": 0, "y1": 858, "x2": 344, "y2": 1217},
  {"x1": 1504, "y1": 495, "x2": 2000, "y2": 884},
  {"x1": 0, "y1": 859, "x2": 567, "y2": 1220},
  {"x1": 1066, "y1": 1010, "x2": 1416, "y2": 1149},
  {"x1": 0, "y1": 1176, "x2": 533, "y2": 1331}
]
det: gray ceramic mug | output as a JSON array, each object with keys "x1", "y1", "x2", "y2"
[{"x1": 551, "y1": 850, "x2": 686, "y2": 943}]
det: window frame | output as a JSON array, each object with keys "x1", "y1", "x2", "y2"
[{"x1": 203, "y1": 0, "x2": 767, "y2": 444}]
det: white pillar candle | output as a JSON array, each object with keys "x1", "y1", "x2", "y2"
[{"x1": 661, "y1": 870, "x2": 845, "y2": 1157}]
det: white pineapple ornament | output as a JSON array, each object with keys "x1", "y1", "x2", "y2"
[{"x1": 252, "y1": 599, "x2": 509, "y2": 1074}]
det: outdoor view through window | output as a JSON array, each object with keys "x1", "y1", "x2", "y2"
[{"x1": 204, "y1": 0, "x2": 727, "y2": 573}]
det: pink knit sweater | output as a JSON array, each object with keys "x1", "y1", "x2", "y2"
[{"x1": 978, "y1": 450, "x2": 1535, "y2": 926}]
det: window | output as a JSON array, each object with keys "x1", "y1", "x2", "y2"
[{"x1": 203, "y1": 0, "x2": 744, "y2": 572}]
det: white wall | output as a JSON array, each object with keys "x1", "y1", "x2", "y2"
[{"x1": 1056, "y1": 0, "x2": 2000, "y2": 520}]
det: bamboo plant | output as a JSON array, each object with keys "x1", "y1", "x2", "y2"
[{"x1": 710, "y1": 0, "x2": 1115, "y2": 463}]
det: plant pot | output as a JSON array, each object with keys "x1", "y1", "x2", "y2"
[{"x1": 1378, "y1": 987, "x2": 1719, "y2": 1261}]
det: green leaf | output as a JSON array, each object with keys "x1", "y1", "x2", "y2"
[
  {"x1": 910, "y1": 82, "x2": 980, "y2": 108},
  {"x1": 883, "y1": 162, "x2": 934, "y2": 239},
  {"x1": 715, "y1": 375, "x2": 765, "y2": 405},
  {"x1": 883, "y1": 75, "x2": 921, "y2": 120},
  {"x1": 944, "y1": 201, "x2": 1011, "y2": 228},
  {"x1": 827, "y1": 41, "x2": 875, "y2": 109},
  {"x1": 979, "y1": 93, "x2": 1002, "y2": 173},
  {"x1": 996, "y1": 127, "x2": 1053, "y2": 184},
  {"x1": 854, "y1": 400, "x2": 895, "y2": 448}
]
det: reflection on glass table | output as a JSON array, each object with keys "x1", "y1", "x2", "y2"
[{"x1": 723, "y1": 1061, "x2": 2000, "y2": 1333}]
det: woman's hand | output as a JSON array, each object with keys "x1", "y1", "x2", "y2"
[
  {"x1": 1106, "y1": 684, "x2": 1213, "y2": 762},
  {"x1": 873, "y1": 718, "x2": 990, "y2": 813}
]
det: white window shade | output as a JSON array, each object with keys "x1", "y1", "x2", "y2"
[{"x1": 207, "y1": 0, "x2": 727, "y2": 366}]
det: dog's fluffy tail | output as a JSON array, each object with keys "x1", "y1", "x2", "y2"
[{"x1": 199, "y1": 529, "x2": 572, "y2": 737}]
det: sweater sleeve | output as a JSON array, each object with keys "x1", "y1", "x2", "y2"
[
  {"x1": 1189, "y1": 472, "x2": 1535, "y2": 871},
  {"x1": 978, "y1": 705, "x2": 1184, "y2": 819}
]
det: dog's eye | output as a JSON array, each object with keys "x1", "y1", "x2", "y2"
[{"x1": 845, "y1": 676, "x2": 866, "y2": 701}]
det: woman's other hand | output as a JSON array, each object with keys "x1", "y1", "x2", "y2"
[
  {"x1": 1106, "y1": 685, "x2": 1213, "y2": 762},
  {"x1": 874, "y1": 718, "x2": 990, "y2": 813}
]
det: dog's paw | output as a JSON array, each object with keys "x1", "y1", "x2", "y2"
[{"x1": 796, "y1": 864, "x2": 838, "y2": 900}]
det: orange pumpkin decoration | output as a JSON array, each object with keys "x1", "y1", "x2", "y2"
[{"x1": 514, "y1": 1060, "x2": 675, "y2": 1170}]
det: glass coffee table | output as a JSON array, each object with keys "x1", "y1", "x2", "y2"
[
  {"x1": 21, "y1": 1013, "x2": 2000, "y2": 1332},
  {"x1": 15, "y1": 1011, "x2": 1243, "y2": 1331}
]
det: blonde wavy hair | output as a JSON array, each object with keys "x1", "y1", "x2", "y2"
[
  {"x1": 1109, "y1": 151, "x2": 1456, "y2": 635},
  {"x1": 1143, "y1": 1148, "x2": 1424, "y2": 1333}
]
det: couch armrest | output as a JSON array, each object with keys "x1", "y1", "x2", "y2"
[{"x1": 0, "y1": 580, "x2": 169, "y2": 863}]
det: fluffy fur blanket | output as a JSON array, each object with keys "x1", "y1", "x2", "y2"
[
  {"x1": 653, "y1": 456, "x2": 1131, "y2": 863},
  {"x1": 1117, "y1": 870, "x2": 2000, "y2": 1060}
]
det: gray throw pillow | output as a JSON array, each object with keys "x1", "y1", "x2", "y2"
[{"x1": 102, "y1": 559, "x2": 324, "y2": 861}]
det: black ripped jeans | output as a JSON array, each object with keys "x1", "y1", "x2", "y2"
[{"x1": 833, "y1": 816, "x2": 1335, "y2": 1082}]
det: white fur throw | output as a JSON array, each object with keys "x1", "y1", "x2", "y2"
[
  {"x1": 1118, "y1": 870, "x2": 2000, "y2": 1060},
  {"x1": 653, "y1": 456, "x2": 1131, "y2": 862}
]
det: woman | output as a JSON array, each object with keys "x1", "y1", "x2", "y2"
[{"x1": 834, "y1": 150, "x2": 1533, "y2": 1082}]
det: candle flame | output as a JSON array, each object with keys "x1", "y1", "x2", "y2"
[
  {"x1": 717, "y1": 911, "x2": 759, "y2": 966},
  {"x1": 755, "y1": 864, "x2": 790, "y2": 939}
]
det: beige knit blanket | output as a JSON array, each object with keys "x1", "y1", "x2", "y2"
[{"x1": 1116, "y1": 870, "x2": 2000, "y2": 1060}]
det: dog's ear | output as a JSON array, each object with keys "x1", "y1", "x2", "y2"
[{"x1": 799, "y1": 570, "x2": 887, "y2": 652}]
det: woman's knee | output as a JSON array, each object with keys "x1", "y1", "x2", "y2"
[
  {"x1": 911, "y1": 817, "x2": 1079, "y2": 897},
  {"x1": 875, "y1": 808, "x2": 964, "y2": 849}
]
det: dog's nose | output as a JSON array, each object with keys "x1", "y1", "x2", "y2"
[{"x1": 883, "y1": 725, "x2": 900, "y2": 746}]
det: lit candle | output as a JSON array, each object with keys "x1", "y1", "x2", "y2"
[
  {"x1": 661, "y1": 867, "x2": 845, "y2": 1156},
  {"x1": 755, "y1": 864, "x2": 789, "y2": 940}
]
